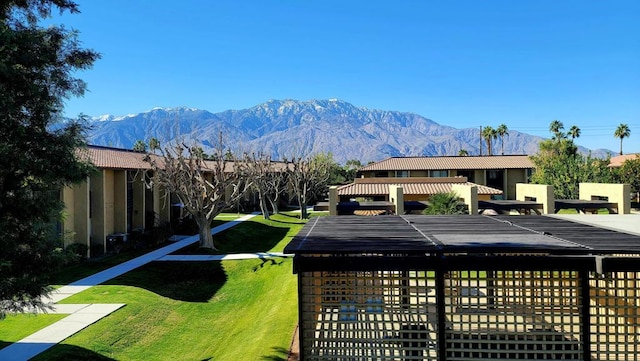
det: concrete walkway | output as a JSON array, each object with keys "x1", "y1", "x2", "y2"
[{"x1": 0, "y1": 213, "x2": 259, "y2": 361}]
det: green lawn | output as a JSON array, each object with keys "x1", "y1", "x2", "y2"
[
  {"x1": 3, "y1": 213, "x2": 307, "y2": 361},
  {"x1": 0, "y1": 313, "x2": 68, "y2": 349}
]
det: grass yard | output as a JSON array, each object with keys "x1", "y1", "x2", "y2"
[
  {"x1": 6, "y1": 213, "x2": 308, "y2": 361},
  {"x1": 0, "y1": 313, "x2": 68, "y2": 350}
]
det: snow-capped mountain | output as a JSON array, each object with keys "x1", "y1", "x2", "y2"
[{"x1": 84, "y1": 99, "x2": 612, "y2": 163}]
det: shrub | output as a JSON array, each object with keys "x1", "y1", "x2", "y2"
[{"x1": 423, "y1": 192, "x2": 468, "y2": 215}]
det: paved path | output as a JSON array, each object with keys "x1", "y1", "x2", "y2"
[{"x1": 0, "y1": 213, "x2": 259, "y2": 361}]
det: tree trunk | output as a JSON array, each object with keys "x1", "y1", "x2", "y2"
[
  {"x1": 268, "y1": 197, "x2": 279, "y2": 215},
  {"x1": 299, "y1": 194, "x2": 308, "y2": 219},
  {"x1": 620, "y1": 138, "x2": 623, "y2": 156},
  {"x1": 259, "y1": 192, "x2": 270, "y2": 220},
  {"x1": 197, "y1": 217, "x2": 215, "y2": 249}
]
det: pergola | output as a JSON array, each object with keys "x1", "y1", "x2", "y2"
[{"x1": 285, "y1": 215, "x2": 640, "y2": 360}]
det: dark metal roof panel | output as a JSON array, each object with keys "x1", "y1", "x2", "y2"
[{"x1": 284, "y1": 215, "x2": 640, "y2": 255}]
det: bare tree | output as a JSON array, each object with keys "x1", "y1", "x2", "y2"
[
  {"x1": 246, "y1": 152, "x2": 287, "y2": 220},
  {"x1": 286, "y1": 152, "x2": 333, "y2": 219},
  {"x1": 145, "y1": 136, "x2": 253, "y2": 249}
]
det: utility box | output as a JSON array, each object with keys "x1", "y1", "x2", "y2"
[{"x1": 106, "y1": 233, "x2": 128, "y2": 253}]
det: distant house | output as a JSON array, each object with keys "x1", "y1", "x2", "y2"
[
  {"x1": 337, "y1": 176, "x2": 502, "y2": 202},
  {"x1": 357, "y1": 155, "x2": 534, "y2": 199},
  {"x1": 608, "y1": 153, "x2": 639, "y2": 168}
]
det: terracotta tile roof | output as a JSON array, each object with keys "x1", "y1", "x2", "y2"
[
  {"x1": 609, "y1": 154, "x2": 639, "y2": 167},
  {"x1": 80, "y1": 146, "x2": 154, "y2": 170},
  {"x1": 337, "y1": 179, "x2": 503, "y2": 196},
  {"x1": 81, "y1": 145, "x2": 290, "y2": 172},
  {"x1": 360, "y1": 155, "x2": 534, "y2": 171}
]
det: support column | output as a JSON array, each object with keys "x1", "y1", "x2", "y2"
[
  {"x1": 114, "y1": 170, "x2": 127, "y2": 233},
  {"x1": 328, "y1": 186, "x2": 338, "y2": 216},
  {"x1": 451, "y1": 184, "x2": 478, "y2": 215},
  {"x1": 389, "y1": 185, "x2": 404, "y2": 215}
]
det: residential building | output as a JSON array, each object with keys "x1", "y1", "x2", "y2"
[{"x1": 358, "y1": 155, "x2": 534, "y2": 199}]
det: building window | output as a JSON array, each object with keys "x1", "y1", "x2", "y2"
[
  {"x1": 430, "y1": 170, "x2": 448, "y2": 177},
  {"x1": 488, "y1": 170, "x2": 501, "y2": 180},
  {"x1": 374, "y1": 171, "x2": 388, "y2": 178},
  {"x1": 395, "y1": 170, "x2": 409, "y2": 178}
]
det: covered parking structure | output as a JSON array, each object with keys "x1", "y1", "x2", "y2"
[{"x1": 285, "y1": 215, "x2": 640, "y2": 360}]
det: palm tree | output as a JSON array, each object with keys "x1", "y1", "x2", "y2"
[
  {"x1": 148, "y1": 137, "x2": 160, "y2": 151},
  {"x1": 458, "y1": 149, "x2": 469, "y2": 156},
  {"x1": 568, "y1": 125, "x2": 581, "y2": 140},
  {"x1": 496, "y1": 123, "x2": 509, "y2": 155},
  {"x1": 549, "y1": 120, "x2": 565, "y2": 140},
  {"x1": 132, "y1": 139, "x2": 147, "y2": 152},
  {"x1": 482, "y1": 126, "x2": 497, "y2": 156},
  {"x1": 614, "y1": 123, "x2": 631, "y2": 155}
]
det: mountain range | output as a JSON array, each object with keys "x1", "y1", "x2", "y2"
[{"x1": 85, "y1": 99, "x2": 612, "y2": 163}]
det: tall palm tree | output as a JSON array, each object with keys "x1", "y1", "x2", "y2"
[
  {"x1": 614, "y1": 123, "x2": 631, "y2": 155},
  {"x1": 148, "y1": 137, "x2": 160, "y2": 151},
  {"x1": 568, "y1": 125, "x2": 581, "y2": 140},
  {"x1": 549, "y1": 120, "x2": 565, "y2": 140},
  {"x1": 132, "y1": 139, "x2": 147, "y2": 152},
  {"x1": 496, "y1": 123, "x2": 509, "y2": 155},
  {"x1": 482, "y1": 126, "x2": 497, "y2": 156}
]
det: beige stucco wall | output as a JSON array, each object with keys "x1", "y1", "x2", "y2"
[
  {"x1": 451, "y1": 184, "x2": 478, "y2": 215},
  {"x1": 516, "y1": 183, "x2": 554, "y2": 214},
  {"x1": 62, "y1": 179, "x2": 91, "y2": 257},
  {"x1": 505, "y1": 169, "x2": 528, "y2": 200},
  {"x1": 411, "y1": 170, "x2": 428, "y2": 177},
  {"x1": 329, "y1": 186, "x2": 338, "y2": 216},
  {"x1": 389, "y1": 185, "x2": 404, "y2": 215},
  {"x1": 579, "y1": 183, "x2": 631, "y2": 214}
]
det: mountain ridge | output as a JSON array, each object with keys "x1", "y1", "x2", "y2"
[{"x1": 85, "y1": 99, "x2": 613, "y2": 163}]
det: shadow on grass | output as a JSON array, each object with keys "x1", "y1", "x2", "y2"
[
  {"x1": 30, "y1": 343, "x2": 116, "y2": 361},
  {"x1": 105, "y1": 261, "x2": 227, "y2": 302},
  {"x1": 261, "y1": 346, "x2": 290, "y2": 361},
  {"x1": 174, "y1": 221, "x2": 290, "y2": 255},
  {"x1": 252, "y1": 258, "x2": 286, "y2": 272}
]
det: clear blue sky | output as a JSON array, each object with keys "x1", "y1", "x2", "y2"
[{"x1": 54, "y1": 0, "x2": 639, "y2": 153}]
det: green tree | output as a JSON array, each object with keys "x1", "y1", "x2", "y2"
[
  {"x1": 530, "y1": 139, "x2": 612, "y2": 199},
  {"x1": 343, "y1": 159, "x2": 363, "y2": 182},
  {"x1": 482, "y1": 126, "x2": 497, "y2": 155},
  {"x1": 568, "y1": 125, "x2": 581, "y2": 140},
  {"x1": 132, "y1": 139, "x2": 147, "y2": 152},
  {"x1": 423, "y1": 191, "x2": 468, "y2": 215},
  {"x1": 612, "y1": 155, "x2": 640, "y2": 199},
  {"x1": 148, "y1": 137, "x2": 160, "y2": 151},
  {"x1": 496, "y1": 124, "x2": 509, "y2": 155},
  {"x1": 0, "y1": 1, "x2": 99, "y2": 317},
  {"x1": 614, "y1": 123, "x2": 631, "y2": 155},
  {"x1": 549, "y1": 120, "x2": 565, "y2": 140},
  {"x1": 458, "y1": 149, "x2": 469, "y2": 156}
]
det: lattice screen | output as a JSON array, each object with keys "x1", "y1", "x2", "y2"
[
  {"x1": 300, "y1": 270, "x2": 437, "y2": 360},
  {"x1": 298, "y1": 265, "x2": 640, "y2": 360}
]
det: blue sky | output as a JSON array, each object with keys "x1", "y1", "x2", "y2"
[{"x1": 54, "y1": 1, "x2": 639, "y2": 153}]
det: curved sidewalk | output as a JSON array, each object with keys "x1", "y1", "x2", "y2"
[{"x1": 0, "y1": 213, "x2": 260, "y2": 361}]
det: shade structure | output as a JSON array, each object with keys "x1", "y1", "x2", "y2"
[{"x1": 285, "y1": 215, "x2": 640, "y2": 361}]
